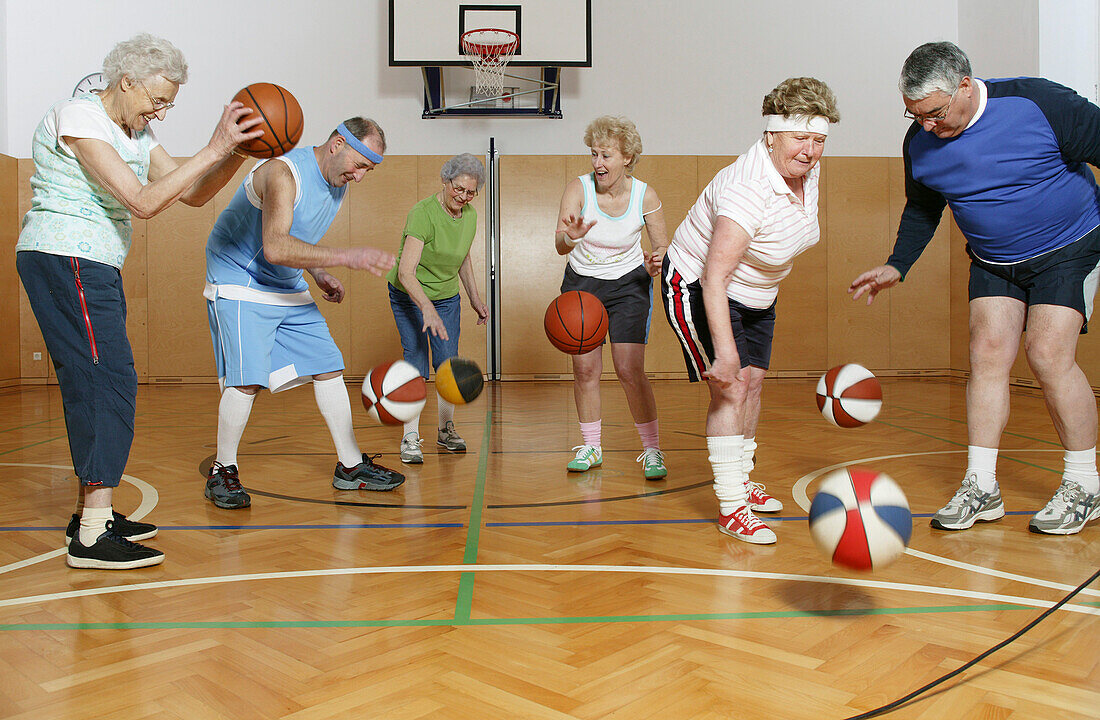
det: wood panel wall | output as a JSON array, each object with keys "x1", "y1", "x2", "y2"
[
  {"x1": 0, "y1": 155, "x2": 19, "y2": 384},
  {"x1": 5, "y1": 151, "x2": 1100, "y2": 389}
]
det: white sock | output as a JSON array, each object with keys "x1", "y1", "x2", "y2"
[
  {"x1": 313, "y1": 376, "x2": 362, "y2": 468},
  {"x1": 403, "y1": 412, "x2": 422, "y2": 440},
  {"x1": 1064, "y1": 447, "x2": 1099, "y2": 494},
  {"x1": 708, "y1": 435, "x2": 746, "y2": 514},
  {"x1": 78, "y1": 506, "x2": 112, "y2": 546},
  {"x1": 966, "y1": 445, "x2": 999, "y2": 492},
  {"x1": 438, "y1": 393, "x2": 455, "y2": 429},
  {"x1": 216, "y1": 387, "x2": 256, "y2": 467},
  {"x1": 743, "y1": 437, "x2": 757, "y2": 478}
]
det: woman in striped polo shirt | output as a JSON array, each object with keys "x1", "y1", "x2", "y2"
[{"x1": 662, "y1": 77, "x2": 840, "y2": 545}]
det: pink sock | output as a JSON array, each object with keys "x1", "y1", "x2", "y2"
[
  {"x1": 635, "y1": 419, "x2": 659, "y2": 450},
  {"x1": 579, "y1": 420, "x2": 601, "y2": 447}
]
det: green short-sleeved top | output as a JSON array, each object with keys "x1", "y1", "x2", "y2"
[
  {"x1": 387, "y1": 195, "x2": 477, "y2": 301},
  {"x1": 17, "y1": 94, "x2": 159, "y2": 269}
]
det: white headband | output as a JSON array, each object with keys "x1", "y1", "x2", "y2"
[{"x1": 764, "y1": 114, "x2": 830, "y2": 136}]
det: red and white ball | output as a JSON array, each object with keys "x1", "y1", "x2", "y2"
[
  {"x1": 361, "y1": 360, "x2": 426, "y2": 425},
  {"x1": 808, "y1": 467, "x2": 912, "y2": 571},
  {"x1": 816, "y1": 363, "x2": 882, "y2": 428}
]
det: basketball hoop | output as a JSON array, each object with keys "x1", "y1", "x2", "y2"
[{"x1": 461, "y1": 28, "x2": 519, "y2": 97}]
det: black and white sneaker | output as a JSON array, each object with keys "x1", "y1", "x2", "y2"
[
  {"x1": 333, "y1": 453, "x2": 405, "y2": 491},
  {"x1": 65, "y1": 511, "x2": 157, "y2": 543},
  {"x1": 66, "y1": 521, "x2": 165, "y2": 570}
]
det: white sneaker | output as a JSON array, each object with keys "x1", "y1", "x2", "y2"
[
  {"x1": 1028, "y1": 478, "x2": 1100, "y2": 535},
  {"x1": 567, "y1": 445, "x2": 602, "y2": 472},
  {"x1": 399, "y1": 433, "x2": 423, "y2": 464}
]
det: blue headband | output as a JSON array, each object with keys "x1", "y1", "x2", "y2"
[{"x1": 336, "y1": 123, "x2": 384, "y2": 164}]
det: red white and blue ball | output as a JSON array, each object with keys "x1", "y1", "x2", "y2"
[{"x1": 808, "y1": 467, "x2": 912, "y2": 571}]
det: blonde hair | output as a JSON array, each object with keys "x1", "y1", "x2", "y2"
[
  {"x1": 761, "y1": 77, "x2": 840, "y2": 123},
  {"x1": 583, "y1": 116, "x2": 643, "y2": 171}
]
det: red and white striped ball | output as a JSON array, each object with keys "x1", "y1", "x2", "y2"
[
  {"x1": 361, "y1": 360, "x2": 426, "y2": 425},
  {"x1": 808, "y1": 467, "x2": 912, "y2": 571},
  {"x1": 816, "y1": 363, "x2": 882, "y2": 428}
]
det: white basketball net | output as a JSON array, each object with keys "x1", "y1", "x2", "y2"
[{"x1": 461, "y1": 29, "x2": 519, "y2": 97}]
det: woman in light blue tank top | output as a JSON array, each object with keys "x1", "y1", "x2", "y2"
[{"x1": 16, "y1": 33, "x2": 263, "y2": 571}]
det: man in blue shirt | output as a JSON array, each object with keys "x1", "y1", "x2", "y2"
[
  {"x1": 850, "y1": 41, "x2": 1100, "y2": 536},
  {"x1": 204, "y1": 117, "x2": 404, "y2": 509}
]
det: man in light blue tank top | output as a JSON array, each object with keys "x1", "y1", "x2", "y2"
[{"x1": 204, "y1": 117, "x2": 404, "y2": 509}]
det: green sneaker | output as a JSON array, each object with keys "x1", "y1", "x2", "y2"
[
  {"x1": 567, "y1": 445, "x2": 602, "y2": 472},
  {"x1": 636, "y1": 448, "x2": 667, "y2": 480}
]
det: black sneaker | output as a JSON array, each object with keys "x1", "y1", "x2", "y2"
[
  {"x1": 333, "y1": 453, "x2": 405, "y2": 491},
  {"x1": 205, "y1": 462, "x2": 251, "y2": 509},
  {"x1": 65, "y1": 511, "x2": 157, "y2": 543},
  {"x1": 66, "y1": 520, "x2": 165, "y2": 570}
]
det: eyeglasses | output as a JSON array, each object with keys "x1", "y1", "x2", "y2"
[
  {"x1": 903, "y1": 88, "x2": 957, "y2": 125},
  {"x1": 448, "y1": 181, "x2": 478, "y2": 199},
  {"x1": 137, "y1": 80, "x2": 174, "y2": 112}
]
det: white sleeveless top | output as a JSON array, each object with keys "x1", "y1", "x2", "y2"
[{"x1": 567, "y1": 173, "x2": 647, "y2": 280}]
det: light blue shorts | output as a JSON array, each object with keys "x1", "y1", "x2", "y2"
[{"x1": 207, "y1": 299, "x2": 344, "y2": 392}]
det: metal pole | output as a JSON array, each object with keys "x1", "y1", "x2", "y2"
[{"x1": 485, "y1": 137, "x2": 502, "y2": 380}]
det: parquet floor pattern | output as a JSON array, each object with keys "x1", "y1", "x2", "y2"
[{"x1": 0, "y1": 378, "x2": 1097, "y2": 719}]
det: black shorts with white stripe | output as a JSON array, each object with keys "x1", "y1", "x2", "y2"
[{"x1": 661, "y1": 257, "x2": 775, "y2": 382}]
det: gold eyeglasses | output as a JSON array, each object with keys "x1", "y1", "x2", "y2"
[
  {"x1": 903, "y1": 88, "x2": 958, "y2": 125},
  {"x1": 137, "y1": 80, "x2": 174, "y2": 112},
  {"x1": 448, "y1": 182, "x2": 478, "y2": 199}
]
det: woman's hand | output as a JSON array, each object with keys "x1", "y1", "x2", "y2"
[{"x1": 206, "y1": 101, "x2": 265, "y2": 157}]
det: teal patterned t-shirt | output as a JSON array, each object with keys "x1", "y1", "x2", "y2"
[{"x1": 16, "y1": 93, "x2": 159, "y2": 269}]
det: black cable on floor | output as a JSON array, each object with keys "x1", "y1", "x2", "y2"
[{"x1": 843, "y1": 566, "x2": 1100, "y2": 720}]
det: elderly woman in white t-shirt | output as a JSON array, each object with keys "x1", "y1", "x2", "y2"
[
  {"x1": 555, "y1": 116, "x2": 670, "y2": 480},
  {"x1": 16, "y1": 33, "x2": 260, "y2": 570},
  {"x1": 662, "y1": 77, "x2": 840, "y2": 545}
]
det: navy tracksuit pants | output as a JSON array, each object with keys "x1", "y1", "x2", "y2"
[{"x1": 17, "y1": 251, "x2": 137, "y2": 488}]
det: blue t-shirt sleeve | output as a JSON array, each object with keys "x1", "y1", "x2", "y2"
[
  {"x1": 991, "y1": 77, "x2": 1100, "y2": 167},
  {"x1": 887, "y1": 124, "x2": 947, "y2": 279}
]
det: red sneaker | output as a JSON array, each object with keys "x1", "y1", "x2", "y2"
[
  {"x1": 717, "y1": 506, "x2": 777, "y2": 544},
  {"x1": 746, "y1": 481, "x2": 783, "y2": 512}
]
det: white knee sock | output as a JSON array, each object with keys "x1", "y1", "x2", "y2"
[
  {"x1": 709, "y1": 435, "x2": 747, "y2": 514},
  {"x1": 438, "y1": 393, "x2": 455, "y2": 429},
  {"x1": 966, "y1": 445, "x2": 999, "y2": 492},
  {"x1": 742, "y1": 437, "x2": 757, "y2": 478},
  {"x1": 216, "y1": 387, "x2": 256, "y2": 468},
  {"x1": 313, "y1": 376, "x2": 361, "y2": 468},
  {"x1": 1064, "y1": 447, "x2": 1099, "y2": 494},
  {"x1": 78, "y1": 506, "x2": 113, "y2": 546},
  {"x1": 403, "y1": 412, "x2": 422, "y2": 440}
]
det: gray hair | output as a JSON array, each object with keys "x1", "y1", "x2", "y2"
[
  {"x1": 328, "y1": 117, "x2": 387, "y2": 152},
  {"x1": 102, "y1": 33, "x2": 188, "y2": 86},
  {"x1": 440, "y1": 153, "x2": 485, "y2": 190},
  {"x1": 899, "y1": 41, "x2": 972, "y2": 99}
]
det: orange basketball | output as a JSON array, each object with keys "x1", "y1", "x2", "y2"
[
  {"x1": 544, "y1": 291, "x2": 608, "y2": 355},
  {"x1": 231, "y1": 83, "x2": 304, "y2": 158}
]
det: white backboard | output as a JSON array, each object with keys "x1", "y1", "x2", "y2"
[{"x1": 389, "y1": 0, "x2": 592, "y2": 67}]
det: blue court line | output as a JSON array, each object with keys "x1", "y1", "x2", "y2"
[
  {"x1": 1, "y1": 523, "x2": 465, "y2": 532},
  {"x1": 0, "y1": 510, "x2": 1042, "y2": 533}
]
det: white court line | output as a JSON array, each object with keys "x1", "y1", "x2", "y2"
[
  {"x1": 791, "y1": 449, "x2": 1100, "y2": 599},
  {"x1": 0, "y1": 563, "x2": 1096, "y2": 616},
  {"x1": 0, "y1": 464, "x2": 158, "y2": 576}
]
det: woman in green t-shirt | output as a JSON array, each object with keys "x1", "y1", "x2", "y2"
[{"x1": 387, "y1": 154, "x2": 489, "y2": 463}]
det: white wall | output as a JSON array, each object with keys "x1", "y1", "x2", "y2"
[
  {"x1": 0, "y1": 0, "x2": 1085, "y2": 160},
  {"x1": 1039, "y1": 0, "x2": 1098, "y2": 102},
  {"x1": 0, "y1": 0, "x2": 8, "y2": 154},
  {"x1": 1, "y1": 0, "x2": 958, "y2": 159}
]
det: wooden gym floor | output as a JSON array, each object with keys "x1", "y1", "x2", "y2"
[{"x1": 0, "y1": 377, "x2": 1097, "y2": 719}]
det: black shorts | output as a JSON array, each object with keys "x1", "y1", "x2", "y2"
[
  {"x1": 661, "y1": 257, "x2": 776, "y2": 382},
  {"x1": 968, "y1": 224, "x2": 1100, "y2": 334},
  {"x1": 560, "y1": 264, "x2": 653, "y2": 344}
]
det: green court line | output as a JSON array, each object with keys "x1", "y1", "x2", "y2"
[
  {"x1": 0, "y1": 434, "x2": 71, "y2": 456},
  {"x1": 873, "y1": 418, "x2": 1060, "y2": 476},
  {"x1": 453, "y1": 398, "x2": 494, "y2": 622},
  {"x1": 889, "y1": 403, "x2": 1063, "y2": 448},
  {"x1": 0, "y1": 603, "x2": 1044, "y2": 632}
]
